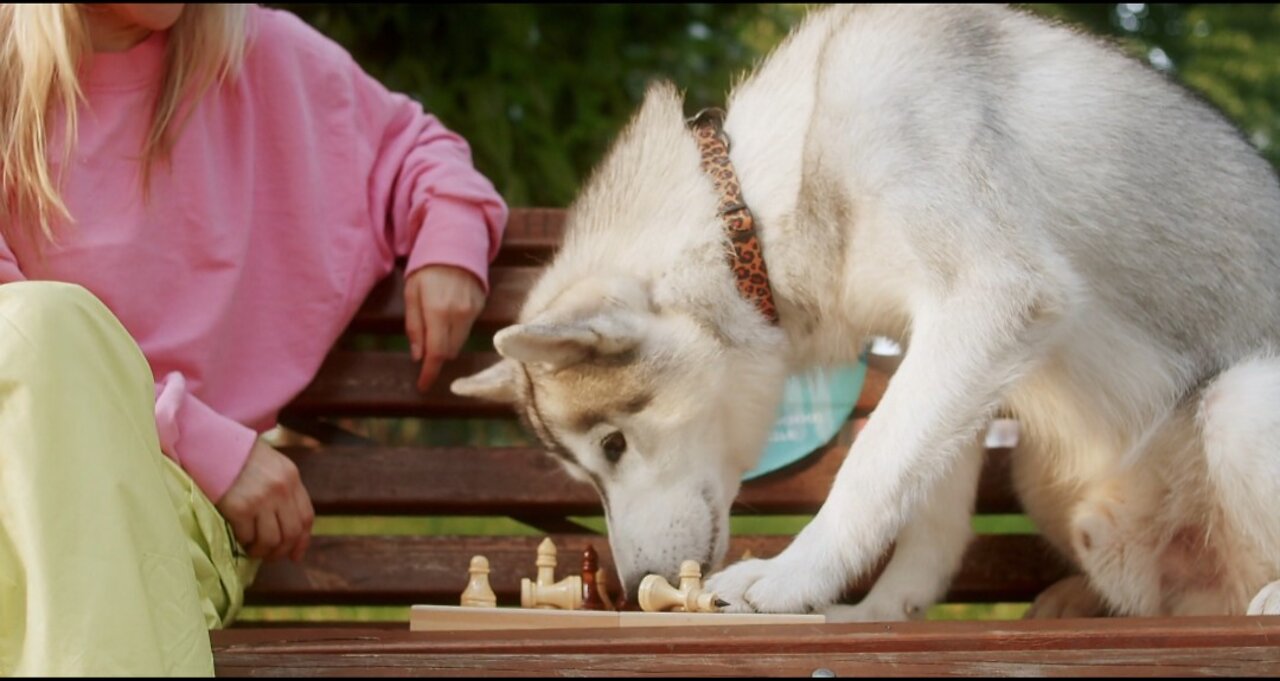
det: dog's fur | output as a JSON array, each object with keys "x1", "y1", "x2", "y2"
[{"x1": 453, "y1": 4, "x2": 1280, "y2": 619}]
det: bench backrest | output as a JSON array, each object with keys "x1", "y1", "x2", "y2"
[{"x1": 247, "y1": 208, "x2": 1068, "y2": 614}]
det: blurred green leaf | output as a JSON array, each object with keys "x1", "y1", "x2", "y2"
[{"x1": 273, "y1": 3, "x2": 1277, "y2": 206}]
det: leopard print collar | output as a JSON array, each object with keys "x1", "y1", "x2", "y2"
[{"x1": 687, "y1": 107, "x2": 780, "y2": 326}]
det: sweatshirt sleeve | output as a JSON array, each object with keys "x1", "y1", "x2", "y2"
[
  {"x1": 154, "y1": 371, "x2": 258, "y2": 503},
  {"x1": 345, "y1": 55, "x2": 509, "y2": 291},
  {"x1": 5, "y1": 232, "x2": 253, "y2": 502}
]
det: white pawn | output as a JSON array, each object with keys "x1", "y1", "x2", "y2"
[
  {"x1": 521, "y1": 537, "x2": 582, "y2": 610},
  {"x1": 638, "y1": 560, "x2": 726, "y2": 613},
  {"x1": 461, "y1": 555, "x2": 497, "y2": 608}
]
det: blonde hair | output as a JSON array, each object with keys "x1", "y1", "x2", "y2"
[{"x1": 0, "y1": 3, "x2": 249, "y2": 247}]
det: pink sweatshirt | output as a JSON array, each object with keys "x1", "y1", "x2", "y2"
[{"x1": 0, "y1": 7, "x2": 508, "y2": 502}]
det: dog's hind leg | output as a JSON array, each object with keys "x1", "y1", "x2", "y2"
[
  {"x1": 823, "y1": 430, "x2": 983, "y2": 622},
  {"x1": 1197, "y1": 356, "x2": 1280, "y2": 615},
  {"x1": 1062, "y1": 473, "x2": 1167, "y2": 616},
  {"x1": 1075, "y1": 358, "x2": 1280, "y2": 617}
]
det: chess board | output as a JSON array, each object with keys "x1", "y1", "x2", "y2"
[
  {"x1": 425, "y1": 537, "x2": 826, "y2": 631},
  {"x1": 410, "y1": 605, "x2": 826, "y2": 632}
]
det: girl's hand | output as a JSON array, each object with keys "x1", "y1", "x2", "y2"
[
  {"x1": 404, "y1": 265, "x2": 486, "y2": 392},
  {"x1": 216, "y1": 439, "x2": 315, "y2": 562}
]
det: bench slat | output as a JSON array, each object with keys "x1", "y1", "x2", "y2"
[
  {"x1": 287, "y1": 444, "x2": 1019, "y2": 515},
  {"x1": 283, "y1": 352, "x2": 891, "y2": 419},
  {"x1": 282, "y1": 352, "x2": 510, "y2": 419},
  {"x1": 494, "y1": 208, "x2": 566, "y2": 260},
  {"x1": 351, "y1": 266, "x2": 540, "y2": 334},
  {"x1": 347, "y1": 206, "x2": 568, "y2": 333},
  {"x1": 244, "y1": 533, "x2": 1069, "y2": 606}
]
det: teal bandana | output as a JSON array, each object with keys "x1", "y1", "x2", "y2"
[{"x1": 742, "y1": 355, "x2": 868, "y2": 480}]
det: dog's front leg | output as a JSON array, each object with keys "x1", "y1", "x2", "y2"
[
  {"x1": 823, "y1": 429, "x2": 984, "y2": 622},
  {"x1": 707, "y1": 277, "x2": 1058, "y2": 614}
]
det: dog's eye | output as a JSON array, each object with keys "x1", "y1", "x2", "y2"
[{"x1": 601, "y1": 432, "x2": 627, "y2": 464}]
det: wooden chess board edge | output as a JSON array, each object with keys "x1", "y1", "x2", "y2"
[
  {"x1": 410, "y1": 605, "x2": 615, "y2": 631},
  {"x1": 617, "y1": 611, "x2": 827, "y2": 628},
  {"x1": 408, "y1": 605, "x2": 826, "y2": 632}
]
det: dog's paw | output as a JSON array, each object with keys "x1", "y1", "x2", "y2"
[
  {"x1": 1024, "y1": 575, "x2": 1108, "y2": 619},
  {"x1": 1247, "y1": 580, "x2": 1280, "y2": 615},
  {"x1": 704, "y1": 558, "x2": 772, "y2": 613},
  {"x1": 705, "y1": 554, "x2": 841, "y2": 614}
]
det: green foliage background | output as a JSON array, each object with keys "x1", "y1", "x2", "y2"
[{"x1": 274, "y1": 3, "x2": 1279, "y2": 208}]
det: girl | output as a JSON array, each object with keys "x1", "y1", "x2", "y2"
[{"x1": 0, "y1": 3, "x2": 507, "y2": 675}]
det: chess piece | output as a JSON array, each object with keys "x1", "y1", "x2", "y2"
[
  {"x1": 638, "y1": 560, "x2": 727, "y2": 613},
  {"x1": 581, "y1": 545, "x2": 607, "y2": 611},
  {"x1": 460, "y1": 555, "x2": 497, "y2": 608},
  {"x1": 520, "y1": 537, "x2": 583, "y2": 610}
]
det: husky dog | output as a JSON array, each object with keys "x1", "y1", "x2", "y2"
[{"x1": 452, "y1": 4, "x2": 1280, "y2": 620}]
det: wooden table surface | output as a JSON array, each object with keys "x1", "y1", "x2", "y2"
[{"x1": 213, "y1": 615, "x2": 1280, "y2": 677}]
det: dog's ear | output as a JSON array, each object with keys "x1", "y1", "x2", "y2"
[
  {"x1": 640, "y1": 78, "x2": 682, "y2": 112},
  {"x1": 494, "y1": 314, "x2": 641, "y2": 370},
  {"x1": 451, "y1": 358, "x2": 519, "y2": 403},
  {"x1": 632, "y1": 79, "x2": 686, "y2": 130}
]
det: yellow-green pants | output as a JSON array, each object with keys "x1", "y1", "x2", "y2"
[{"x1": 0, "y1": 281, "x2": 259, "y2": 676}]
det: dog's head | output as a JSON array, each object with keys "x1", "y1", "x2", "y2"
[
  {"x1": 452, "y1": 273, "x2": 788, "y2": 598},
  {"x1": 453, "y1": 80, "x2": 791, "y2": 598}
]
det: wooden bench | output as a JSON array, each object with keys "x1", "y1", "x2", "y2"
[{"x1": 210, "y1": 208, "x2": 1280, "y2": 676}]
